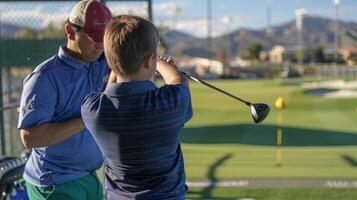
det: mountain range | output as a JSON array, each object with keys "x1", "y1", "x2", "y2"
[
  {"x1": 163, "y1": 16, "x2": 357, "y2": 58},
  {"x1": 1, "y1": 15, "x2": 357, "y2": 59},
  {"x1": 0, "y1": 23, "x2": 22, "y2": 39}
]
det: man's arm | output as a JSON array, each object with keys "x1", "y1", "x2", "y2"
[
  {"x1": 156, "y1": 58, "x2": 188, "y2": 86},
  {"x1": 20, "y1": 118, "x2": 84, "y2": 148}
]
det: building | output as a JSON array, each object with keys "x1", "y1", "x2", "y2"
[
  {"x1": 339, "y1": 48, "x2": 357, "y2": 66},
  {"x1": 179, "y1": 57, "x2": 224, "y2": 78},
  {"x1": 269, "y1": 45, "x2": 297, "y2": 64}
]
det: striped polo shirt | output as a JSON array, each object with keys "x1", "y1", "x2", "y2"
[{"x1": 81, "y1": 80, "x2": 193, "y2": 200}]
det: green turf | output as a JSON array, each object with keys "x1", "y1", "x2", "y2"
[
  {"x1": 186, "y1": 187, "x2": 357, "y2": 200},
  {"x1": 182, "y1": 78, "x2": 357, "y2": 180}
]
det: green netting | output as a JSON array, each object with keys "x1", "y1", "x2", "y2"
[{"x1": 0, "y1": 0, "x2": 150, "y2": 68}]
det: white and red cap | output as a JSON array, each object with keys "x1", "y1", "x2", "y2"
[{"x1": 69, "y1": 0, "x2": 112, "y2": 42}]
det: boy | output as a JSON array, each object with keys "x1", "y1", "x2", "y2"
[{"x1": 81, "y1": 15, "x2": 193, "y2": 199}]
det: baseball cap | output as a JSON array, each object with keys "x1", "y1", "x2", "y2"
[{"x1": 69, "y1": 0, "x2": 112, "y2": 43}]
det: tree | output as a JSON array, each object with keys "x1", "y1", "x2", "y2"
[
  {"x1": 14, "y1": 28, "x2": 38, "y2": 39},
  {"x1": 216, "y1": 48, "x2": 228, "y2": 67},
  {"x1": 14, "y1": 22, "x2": 66, "y2": 40},
  {"x1": 312, "y1": 45, "x2": 325, "y2": 63},
  {"x1": 239, "y1": 50, "x2": 250, "y2": 60},
  {"x1": 38, "y1": 23, "x2": 65, "y2": 39},
  {"x1": 157, "y1": 25, "x2": 170, "y2": 55},
  {"x1": 247, "y1": 43, "x2": 263, "y2": 61},
  {"x1": 295, "y1": 49, "x2": 309, "y2": 63}
]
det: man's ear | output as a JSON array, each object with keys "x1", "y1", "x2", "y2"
[{"x1": 65, "y1": 23, "x2": 75, "y2": 40}]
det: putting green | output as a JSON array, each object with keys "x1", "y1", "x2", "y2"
[{"x1": 182, "y1": 78, "x2": 357, "y2": 180}]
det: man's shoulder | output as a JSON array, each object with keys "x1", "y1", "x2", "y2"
[
  {"x1": 33, "y1": 55, "x2": 62, "y2": 74},
  {"x1": 23, "y1": 55, "x2": 63, "y2": 84}
]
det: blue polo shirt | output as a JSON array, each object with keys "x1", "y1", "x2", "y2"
[
  {"x1": 81, "y1": 80, "x2": 193, "y2": 200},
  {"x1": 18, "y1": 45, "x2": 109, "y2": 186}
]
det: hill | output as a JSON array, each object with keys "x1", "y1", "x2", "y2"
[
  {"x1": 164, "y1": 16, "x2": 357, "y2": 58},
  {"x1": 0, "y1": 23, "x2": 21, "y2": 39}
]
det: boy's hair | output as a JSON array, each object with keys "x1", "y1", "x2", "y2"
[{"x1": 104, "y1": 15, "x2": 159, "y2": 76}]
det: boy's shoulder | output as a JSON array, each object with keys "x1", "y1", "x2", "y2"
[
  {"x1": 157, "y1": 83, "x2": 190, "y2": 97},
  {"x1": 81, "y1": 91, "x2": 102, "y2": 112}
]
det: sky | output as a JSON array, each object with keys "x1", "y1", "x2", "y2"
[
  {"x1": 153, "y1": 0, "x2": 357, "y2": 37},
  {"x1": 0, "y1": 0, "x2": 356, "y2": 38}
]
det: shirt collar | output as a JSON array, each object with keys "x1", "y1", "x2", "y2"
[
  {"x1": 105, "y1": 80, "x2": 157, "y2": 97},
  {"x1": 58, "y1": 45, "x2": 104, "y2": 69}
]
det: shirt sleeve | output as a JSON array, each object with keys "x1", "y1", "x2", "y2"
[
  {"x1": 160, "y1": 83, "x2": 193, "y2": 124},
  {"x1": 17, "y1": 72, "x2": 57, "y2": 129},
  {"x1": 81, "y1": 91, "x2": 101, "y2": 131},
  {"x1": 180, "y1": 84, "x2": 193, "y2": 124}
]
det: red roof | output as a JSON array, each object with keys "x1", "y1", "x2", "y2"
[{"x1": 339, "y1": 48, "x2": 357, "y2": 54}]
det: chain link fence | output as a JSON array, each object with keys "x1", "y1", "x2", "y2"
[
  {"x1": 315, "y1": 65, "x2": 357, "y2": 80},
  {"x1": 0, "y1": 0, "x2": 152, "y2": 156}
]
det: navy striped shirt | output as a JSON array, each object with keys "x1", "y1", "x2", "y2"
[{"x1": 81, "y1": 80, "x2": 192, "y2": 200}]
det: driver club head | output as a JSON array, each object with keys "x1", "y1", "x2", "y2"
[
  {"x1": 250, "y1": 103, "x2": 270, "y2": 124},
  {"x1": 180, "y1": 71, "x2": 270, "y2": 124}
]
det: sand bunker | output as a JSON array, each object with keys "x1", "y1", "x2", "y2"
[{"x1": 302, "y1": 80, "x2": 357, "y2": 99}]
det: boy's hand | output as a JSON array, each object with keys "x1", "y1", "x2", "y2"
[
  {"x1": 157, "y1": 56, "x2": 178, "y2": 76},
  {"x1": 158, "y1": 56, "x2": 177, "y2": 67},
  {"x1": 156, "y1": 56, "x2": 186, "y2": 85}
]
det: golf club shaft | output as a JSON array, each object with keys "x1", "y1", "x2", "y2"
[{"x1": 181, "y1": 72, "x2": 252, "y2": 106}]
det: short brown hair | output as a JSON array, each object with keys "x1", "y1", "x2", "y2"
[{"x1": 104, "y1": 15, "x2": 159, "y2": 76}]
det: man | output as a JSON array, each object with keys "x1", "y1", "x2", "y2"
[
  {"x1": 81, "y1": 15, "x2": 193, "y2": 200},
  {"x1": 17, "y1": 1, "x2": 112, "y2": 199}
]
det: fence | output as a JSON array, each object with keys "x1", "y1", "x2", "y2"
[
  {"x1": 315, "y1": 65, "x2": 357, "y2": 80},
  {"x1": 0, "y1": 67, "x2": 30, "y2": 156},
  {"x1": 0, "y1": 0, "x2": 152, "y2": 156}
]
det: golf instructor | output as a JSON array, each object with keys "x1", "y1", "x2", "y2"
[{"x1": 17, "y1": 1, "x2": 112, "y2": 199}]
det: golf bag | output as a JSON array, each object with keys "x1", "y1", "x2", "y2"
[{"x1": 0, "y1": 150, "x2": 30, "y2": 200}]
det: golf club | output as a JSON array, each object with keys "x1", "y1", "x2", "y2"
[{"x1": 180, "y1": 71, "x2": 270, "y2": 124}]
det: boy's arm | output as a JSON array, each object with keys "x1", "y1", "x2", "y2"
[
  {"x1": 156, "y1": 58, "x2": 188, "y2": 86},
  {"x1": 20, "y1": 118, "x2": 85, "y2": 148},
  {"x1": 157, "y1": 56, "x2": 193, "y2": 123}
]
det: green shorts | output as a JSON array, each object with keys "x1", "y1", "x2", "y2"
[{"x1": 26, "y1": 173, "x2": 103, "y2": 200}]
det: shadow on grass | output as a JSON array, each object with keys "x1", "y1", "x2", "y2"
[
  {"x1": 201, "y1": 154, "x2": 232, "y2": 198},
  {"x1": 187, "y1": 198, "x2": 240, "y2": 200},
  {"x1": 181, "y1": 124, "x2": 357, "y2": 146},
  {"x1": 341, "y1": 154, "x2": 357, "y2": 167},
  {"x1": 187, "y1": 153, "x2": 241, "y2": 200}
]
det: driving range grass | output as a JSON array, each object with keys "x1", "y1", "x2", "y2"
[
  {"x1": 182, "y1": 78, "x2": 357, "y2": 198},
  {"x1": 186, "y1": 187, "x2": 357, "y2": 200}
]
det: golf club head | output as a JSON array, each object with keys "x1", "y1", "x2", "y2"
[{"x1": 250, "y1": 103, "x2": 270, "y2": 124}]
